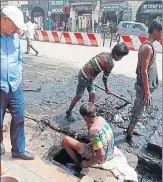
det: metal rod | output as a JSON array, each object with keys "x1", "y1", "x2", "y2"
[{"x1": 95, "y1": 84, "x2": 132, "y2": 104}]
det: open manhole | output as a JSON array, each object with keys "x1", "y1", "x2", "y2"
[
  {"x1": 50, "y1": 136, "x2": 89, "y2": 177},
  {"x1": 53, "y1": 148, "x2": 75, "y2": 165}
]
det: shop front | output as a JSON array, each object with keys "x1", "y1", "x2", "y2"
[
  {"x1": 49, "y1": 1, "x2": 70, "y2": 31},
  {"x1": 136, "y1": 1, "x2": 162, "y2": 26},
  {"x1": 70, "y1": 1, "x2": 96, "y2": 32},
  {"x1": 100, "y1": 1, "x2": 132, "y2": 25}
]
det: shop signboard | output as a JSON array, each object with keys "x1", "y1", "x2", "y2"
[
  {"x1": 70, "y1": 1, "x2": 96, "y2": 12},
  {"x1": 50, "y1": 1, "x2": 70, "y2": 14},
  {"x1": 141, "y1": 3, "x2": 162, "y2": 14},
  {"x1": 100, "y1": 1, "x2": 127, "y2": 11},
  {"x1": 50, "y1": 1, "x2": 69, "y2": 6}
]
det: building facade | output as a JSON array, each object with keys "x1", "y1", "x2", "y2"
[
  {"x1": 27, "y1": 0, "x2": 162, "y2": 31},
  {"x1": 28, "y1": 0, "x2": 70, "y2": 30}
]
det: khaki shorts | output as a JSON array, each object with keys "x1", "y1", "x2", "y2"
[{"x1": 78, "y1": 143, "x2": 95, "y2": 160}]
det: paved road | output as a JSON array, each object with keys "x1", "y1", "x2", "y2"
[{"x1": 20, "y1": 40, "x2": 162, "y2": 80}]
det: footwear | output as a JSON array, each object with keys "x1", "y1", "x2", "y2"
[
  {"x1": 24, "y1": 52, "x2": 29, "y2": 54},
  {"x1": 12, "y1": 151, "x2": 35, "y2": 160},
  {"x1": 66, "y1": 110, "x2": 75, "y2": 122},
  {"x1": 126, "y1": 135, "x2": 138, "y2": 148},
  {"x1": 36, "y1": 51, "x2": 39, "y2": 56},
  {"x1": 1, "y1": 143, "x2": 5, "y2": 155}
]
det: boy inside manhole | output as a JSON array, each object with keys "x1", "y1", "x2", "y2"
[
  {"x1": 53, "y1": 102, "x2": 116, "y2": 178},
  {"x1": 51, "y1": 102, "x2": 161, "y2": 181}
]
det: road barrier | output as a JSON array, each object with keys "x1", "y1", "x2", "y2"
[
  {"x1": 18, "y1": 30, "x2": 101, "y2": 47},
  {"x1": 120, "y1": 35, "x2": 162, "y2": 53},
  {"x1": 18, "y1": 30, "x2": 162, "y2": 53}
]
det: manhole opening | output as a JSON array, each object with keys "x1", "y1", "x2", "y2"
[
  {"x1": 52, "y1": 147, "x2": 83, "y2": 178},
  {"x1": 51, "y1": 136, "x2": 90, "y2": 177},
  {"x1": 53, "y1": 148, "x2": 75, "y2": 165}
]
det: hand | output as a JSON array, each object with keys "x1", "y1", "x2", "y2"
[
  {"x1": 81, "y1": 160, "x2": 90, "y2": 168},
  {"x1": 143, "y1": 92, "x2": 152, "y2": 106},
  {"x1": 105, "y1": 88, "x2": 111, "y2": 94}
]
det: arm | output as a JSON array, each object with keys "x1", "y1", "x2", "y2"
[
  {"x1": 87, "y1": 148, "x2": 105, "y2": 166},
  {"x1": 81, "y1": 130, "x2": 106, "y2": 168},
  {"x1": 139, "y1": 45, "x2": 153, "y2": 105},
  {"x1": 102, "y1": 69, "x2": 113, "y2": 93},
  {"x1": 102, "y1": 72, "x2": 110, "y2": 90}
]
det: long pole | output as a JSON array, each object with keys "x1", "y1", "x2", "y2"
[
  {"x1": 48, "y1": 1, "x2": 51, "y2": 30},
  {"x1": 116, "y1": 0, "x2": 120, "y2": 26}
]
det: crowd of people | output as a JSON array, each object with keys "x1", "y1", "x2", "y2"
[{"x1": 1, "y1": 5, "x2": 162, "y2": 178}]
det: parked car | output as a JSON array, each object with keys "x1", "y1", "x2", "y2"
[{"x1": 116, "y1": 21, "x2": 148, "y2": 36}]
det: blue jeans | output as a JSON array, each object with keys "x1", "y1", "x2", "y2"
[{"x1": 0, "y1": 84, "x2": 25, "y2": 155}]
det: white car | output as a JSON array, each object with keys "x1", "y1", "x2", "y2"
[{"x1": 117, "y1": 21, "x2": 149, "y2": 36}]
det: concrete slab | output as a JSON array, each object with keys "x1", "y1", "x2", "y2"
[
  {"x1": 81, "y1": 168, "x2": 117, "y2": 182},
  {"x1": 1, "y1": 138, "x2": 80, "y2": 182},
  {"x1": 80, "y1": 176, "x2": 94, "y2": 182},
  {"x1": 103, "y1": 177, "x2": 118, "y2": 182},
  {"x1": 2, "y1": 163, "x2": 47, "y2": 182}
]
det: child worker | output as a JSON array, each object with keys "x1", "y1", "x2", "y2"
[{"x1": 63, "y1": 102, "x2": 114, "y2": 169}]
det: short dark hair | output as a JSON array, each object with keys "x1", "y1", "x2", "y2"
[
  {"x1": 112, "y1": 42, "x2": 129, "y2": 57},
  {"x1": 148, "y1": 19, "x2": 162, "y2": 34},
  {"x1": 79, "y1": 102, "x2": 96, "y2": 117}
]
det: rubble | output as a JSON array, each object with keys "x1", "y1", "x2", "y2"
[
  {"x1": 113, "y1": 114, "x2": 124, "y2": 123},
  {"x1": 147, "y1": 126, "x2": 162, "y2": 157}
]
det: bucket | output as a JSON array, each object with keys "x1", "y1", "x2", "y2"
[{"x1": 1, "y1": 177, "x2": 19, "y2": 182}]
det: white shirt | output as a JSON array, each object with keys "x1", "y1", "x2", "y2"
[{"x1": 25, "y1": 21, "x2": 35, "y2": 39}]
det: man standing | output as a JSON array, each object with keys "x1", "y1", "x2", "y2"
[
  {"x1": 126, "y1": 19, "x2": 162, "y2": 146},
  {"x1": 1, "y1": 6, "x2": 35, "y2": 160},
  {"x1": 25, "y1": 16, "x2": 39, "y2": 56},
  {"x1": 66, "y1": 43, "x2": 129, "y2": 121}
]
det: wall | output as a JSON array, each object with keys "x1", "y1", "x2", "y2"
[
  {"x1": 28, "y1": 0, "x2": 48, "y2": 30},
  {"x1": 128, "y1": 1, "x2": 144, "y2": 21}
]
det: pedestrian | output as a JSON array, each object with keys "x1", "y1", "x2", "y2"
[
  {"x1": 66, "y1": 43, "x2": 129, "y2": 121},
  {"x1": 93, "y1": 20, "x2": 98, "y2": 33},
  {"x1": 98, "y1": 20, "x2": 103, "y2": 33},
  {"x1": 106, "y1": 20, "x2": 110, "y2": 38},
  {"x1": 25, "y1": 16, "x2": 39, "y2": 56},
  {"x1": 54, "y1": 21, "x2": 59, "y2": 31},
  {"x1": 61, "y1": 20, "x2": 65, "y2": 31},
  {"x1": 63, "y1": 102, "x2": 115, "y2": 169},
  {"x1": 126, "y1": 19, "x2": 162, "y2": 147},
  {"x1": 1, "y1": 6, "x2": 35, "y2": 160}
]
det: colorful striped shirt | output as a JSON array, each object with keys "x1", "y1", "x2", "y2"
[
  {"x1": 80, "y1": 52, "x2": 114, "y2": 80},
  {"x1": 88, "y1": 117, "x2": 114, "y2": 161}
]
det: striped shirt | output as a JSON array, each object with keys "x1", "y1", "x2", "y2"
[{"x1": 80, "y1": 52, "x2": 114, "y2": 80}]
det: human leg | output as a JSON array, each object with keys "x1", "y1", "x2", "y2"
[
  {"x1": 25, "y1": 38, "x2": 30, "y2": 54},
  {"x1": 62, "y1": 136, "x2": 83, "y2": 167},
  {"x1": 66, "y1": 75, "x2": 89, "y2": 121},
  {"x1": 29, "y1": 39, "x2": 39, "y2": 55},
  {"x1": 0, "y1": 90, "x2": 9, "y2": 155},
  {"x1": 8, "y1": 85, "x2": 35, "y2": 159},
  {"x1": 126, "y1": 86, "x2": 145, "y2": 146}
]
